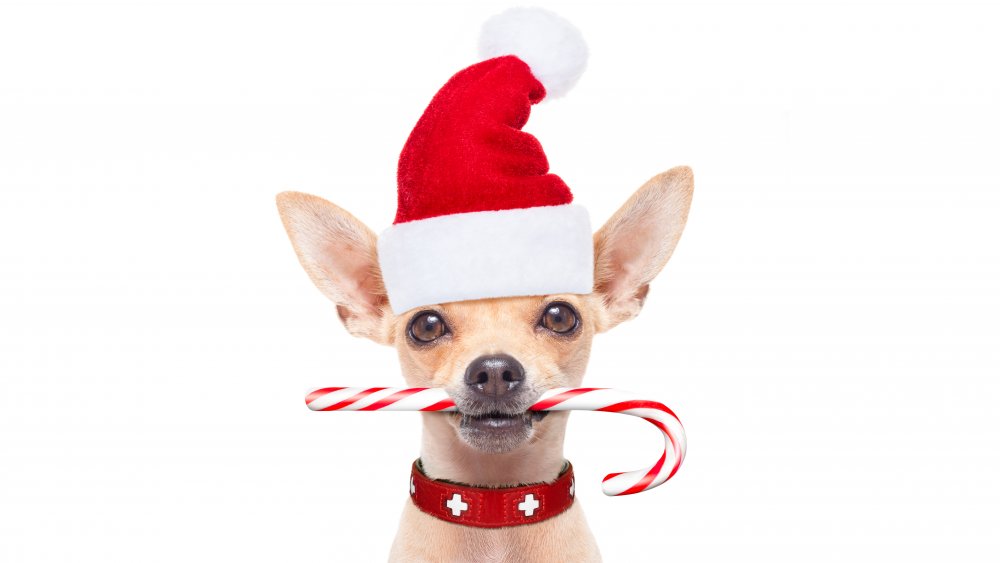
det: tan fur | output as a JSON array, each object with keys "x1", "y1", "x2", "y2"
[{"x1": 277, "y1": 166, "x2": 694, "y2": 561}]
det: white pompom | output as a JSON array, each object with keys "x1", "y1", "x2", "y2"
[{"x1": 478, "y1": 7, "x2": 588, "y2": 99}]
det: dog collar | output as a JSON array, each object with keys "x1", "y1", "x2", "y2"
[{"x1": 408, "y1": 459, "x2": 576, "y2": 528}]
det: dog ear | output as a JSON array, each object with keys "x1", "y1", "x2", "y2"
[
  {"x1": 592, "y1": 166, "x2": 694, "y2": 331},
  {"x1": 276, "y1": 192, "x2": 391, "y2": 344}
]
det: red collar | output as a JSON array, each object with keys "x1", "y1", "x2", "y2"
[{"x1": 409, "y1": 459, "x2": 575, "y2": 528}]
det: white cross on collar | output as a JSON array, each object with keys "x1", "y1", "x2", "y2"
[
  {"x1": 446, "y1": 493, "x2": 469, "y2": 517},
  {"x1": 518, "y1": 493, "x2": 540, "y2": 517}
]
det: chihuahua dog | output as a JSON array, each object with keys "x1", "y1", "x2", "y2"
[{"x1": 276, "y1": 164, "x2": 693, "y2": 561}]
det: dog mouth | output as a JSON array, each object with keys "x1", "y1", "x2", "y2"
[
  {"x1": 459, "y1": 410, "x2": 548, "y2": 431},
  {"x1": 452, "y1": 409, "x2": 549, "y2": 453}
]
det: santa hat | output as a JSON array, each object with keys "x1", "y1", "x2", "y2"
[{"x1": 378, "y1": 8, "x2": 592, "y2": 314}]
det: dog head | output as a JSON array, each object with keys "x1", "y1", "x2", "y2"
[{"x1": 277, "y1": 166, "x2": 693, "y2": 453}]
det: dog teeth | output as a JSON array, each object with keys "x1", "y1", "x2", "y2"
[
  {"x1": 481, "y1": 417, "x2": 512, "y2": 428},
  {"x1": 458, "y1": 411, "x2": 538, "y2": 429}
]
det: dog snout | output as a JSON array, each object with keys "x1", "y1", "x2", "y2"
[{"x1": 464, "y1": 354, "x2": 525, "y2": 398}]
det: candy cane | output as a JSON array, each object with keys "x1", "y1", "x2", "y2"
[{"x1": 305, "y1": 387, "x2": 686, "y2": 496}]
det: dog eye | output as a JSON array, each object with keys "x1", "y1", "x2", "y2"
[
  {"x1": 408, "y1": 311, "x2": 448, "y2": 343},
  {"x1": 539, "y1": 302, "x2": 579, "y2": 334}
]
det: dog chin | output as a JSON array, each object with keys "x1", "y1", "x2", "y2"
[{"x1": 456, "y1": 411, "x2": 548, "y2": 453}]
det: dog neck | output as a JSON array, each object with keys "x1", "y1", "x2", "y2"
[{"x1": 418, "y1": 411, "x2": 570, "y2": 486}]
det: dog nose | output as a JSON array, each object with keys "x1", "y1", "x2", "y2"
[{"x1": 464, "y1": 354, "x2": 526, "y2": 398}]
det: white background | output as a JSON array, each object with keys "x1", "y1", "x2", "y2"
[{"x1": 2, "y1": 0, "x2": 998, "y2": 561}]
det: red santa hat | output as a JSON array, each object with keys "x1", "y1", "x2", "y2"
[{"x1": 378, "y1": 8, "x2": 592, "y2": 314}]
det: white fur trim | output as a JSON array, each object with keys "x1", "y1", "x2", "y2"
[
  {"x1": 378, "y1": 205, "x2": 594, "y2": 314},
  {"x1": 478, "y1": 7, "x2": 588, "y2": 98}
]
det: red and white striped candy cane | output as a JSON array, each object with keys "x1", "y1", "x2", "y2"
[{"x1": 305, "y1": 387, "x2": 686, "y2": 496}]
